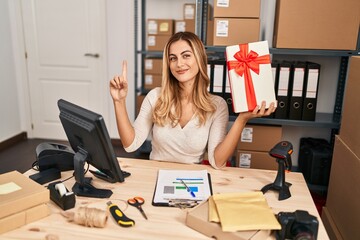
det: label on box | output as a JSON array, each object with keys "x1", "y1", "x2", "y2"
[
  {"x1": 145, "y1": 75, "x2": 153, "y2": 85},
  {"x1": 216, "y1": 0, "x2": 229, "y2": 7},
  {"x1": 239, "y1": 153, "x2": 251, "y2": 168},
  {"x1": 176, "y1": 21, "x2": 186, "y2": 33},
  {"x1": 148, "y1": 20, "x2": 158, "y2": 34},
  {"x1": 148, "y1": 36, "x2": 156, "y2": 46},
  {"x1": 159, "y1": 23, "x2": 169, "y2": 32},
  {"x1": 241, "y1": 127, "x2": 253, "y2": 143},
  {"x1": 216, "y1": 20, "x2": 229, "y2": 37},
  {"x1": 0, "y1": 182, "x2": 21, "y2": 195},
  {"x1": 145, "y1": 59, "x2": 154, "y2": 70},
  {"x1": 184, "y1": 5, "x2": 195, "y2": 19}
]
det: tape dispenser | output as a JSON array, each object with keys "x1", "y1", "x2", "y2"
[{"x1": 48, "y1": 181, "x2": 76, "y2": 210}]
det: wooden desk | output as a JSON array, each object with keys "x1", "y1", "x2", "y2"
[{"x1": 1, "y1": 158, "x2": 329, "y2": 239}]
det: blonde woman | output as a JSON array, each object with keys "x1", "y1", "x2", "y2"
[{"x1": 110, "y1": 32, "x2": 276, "y2": 169}]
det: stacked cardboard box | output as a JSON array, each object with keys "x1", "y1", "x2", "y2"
[
  {"x1": 175, "y1": 4, "x2": 196, "y2": 34},
  {"x1": 174, "y1": 3, "x2": 214, "y2": 46},
  {"x1": 0, "y1": 171, "x2": 50, "y2": 234},
  {"x1": 213, "y1": 0, "x2": 260, "y2": 46},
  {"x1": 144, "y1": 58, "x2": 162, "y2": 90},
  {"x1": 273, "y1": 0, "x2": 359, "y2": 50},
  {"x1": 146, "y1": 19, "x2": 174, "y2": 51},
  {"x1": 136, "y1": 94, "x2": 146, "y2": 116},
  {"x1": 322, "y1": 56, "x2": 360, "y2": 239},
  {"x1": 235, "y1": 124, "x2": 282, "y2": 170}
]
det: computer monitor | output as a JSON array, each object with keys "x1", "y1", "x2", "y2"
[{"x1": 58, "y1": 99, "x2": 130, "y2": 198}]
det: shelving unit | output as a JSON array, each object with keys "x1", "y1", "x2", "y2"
[{"x1": 134, "y1": 0, "x2": 360, "y2": 154}]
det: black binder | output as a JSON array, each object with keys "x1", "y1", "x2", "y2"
[
  {"x1": 302, "y1": 62, "x2": 321, "y2": 121},
  {"x1": 274, "y1": 61, "x2": 292, "y2": 119},
  {"x1": 208, "y1": 60, "x2": 236, "y2": 117},
  {"x1": 289, "y1": 61, "x2": 306, "y2": 120},
  {"x1": 222, "y1": 62, "x2": 235, "y2": 116},
  {"x1": 265, "y1": 61, "x2": 280, "y2": 119}
]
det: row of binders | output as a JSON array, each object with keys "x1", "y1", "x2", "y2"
[
  {"x1": 271, "y1": 61, "x2": 321, "y2": 121},
  {"x1": 207, "y1": 60, "x2": 321, "y2": 121}
]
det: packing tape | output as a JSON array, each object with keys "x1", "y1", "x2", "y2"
[{"x1": 55, "y1": 183, "x2": 67, "y2": 197}]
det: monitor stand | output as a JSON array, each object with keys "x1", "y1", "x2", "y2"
[{"x1": 72, "y1": 149, "x2": 113, "y2": 198}]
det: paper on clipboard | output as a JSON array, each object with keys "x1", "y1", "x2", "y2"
[{"x1": 152, "y1": 169, "x2": 212, "y2": 206}]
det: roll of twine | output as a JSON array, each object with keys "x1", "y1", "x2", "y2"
[{"x1": 64, "y1": 207, "x2": 108, "y2": 228}]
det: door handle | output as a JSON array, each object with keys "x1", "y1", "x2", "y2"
[{"x1": 84, "y1": 53, "x2": 99, "y2": 58}]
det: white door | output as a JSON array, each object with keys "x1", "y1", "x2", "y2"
[{"x1": 21, "y1": 0, "x2": 107, "y2": 140}]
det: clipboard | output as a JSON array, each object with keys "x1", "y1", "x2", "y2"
[{"x1": 152, "y1": 169, "x2": 213, "y2": 208}]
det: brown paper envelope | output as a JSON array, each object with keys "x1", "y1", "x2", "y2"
[
  {"x1": 213, "y1": 192, "x2": 281, "y2": 232},
  {"x1": 208, "y1": 196, "x2": 220, "y2": 223}
]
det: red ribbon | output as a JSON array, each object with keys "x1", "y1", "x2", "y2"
[{"x1": 227, "y1": 44, "x2": 270, "y2": 111}]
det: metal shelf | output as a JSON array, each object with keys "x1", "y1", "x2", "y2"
[
  {"x1": 135, "y1": 0, "x2": 353, "y2": 135},
  {"x1": 138, "y1": 48, "x2": 360, "y2": 59},
  {"x1": 205, "y1": 46, "x2": 360, "y2": 57},
  {"x1": 228, "y1": 113, "x2": 340, "y2": 129}
]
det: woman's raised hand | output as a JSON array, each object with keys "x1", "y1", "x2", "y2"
[{"x1": 110, "y1": 60, "x2": 128, "y2": 102}]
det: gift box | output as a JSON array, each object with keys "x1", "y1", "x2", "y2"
[{"x1": 226, "y1": 41, "x2": 276, "y2": 113}]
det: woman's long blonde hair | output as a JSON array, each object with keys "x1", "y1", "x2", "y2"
[{"x1": 152, "y1": 32, "x2": 216, "y2": 127}]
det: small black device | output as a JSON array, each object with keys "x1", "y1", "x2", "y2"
[
  {"x1": 276, "y1": 210, "x2": 319, "y2": 240},
  {"x1": 298, "y1": 138, "x2": 332, "y2": 186},
  {"x1": 36, "y1": 142, "x2": 75, "y2": 171},
  {"x1": 261, "y1": 141, "x2": 293, "y2": 200},
  {"x1": 58, "y1": 99, "x2": 131, "y2": 198},
  {"x1": 29, "y1": 167, "x2": 61, "y2": 184}
]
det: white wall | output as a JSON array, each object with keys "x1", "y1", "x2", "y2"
[
  {"x1": 106, "y1": 0, "x2": 135, "y2": 138},
  {"x1": 0, "y1": 0, "x2": 135, "y2": 142},
  {"x1": 0, "y1": 0, "x2": 22, "y2": 142}
]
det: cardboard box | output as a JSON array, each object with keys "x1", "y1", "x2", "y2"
[
  {"x1": 326, "y1": 136, "x2": 360, "y2": 239},
  {"x1": 0, "y1": 171, "x2": 49, "y2": 219},
  {"x1": 0, "y1": 203, "x2": 50, "y2": 234},
  {"x1": 273, "y1": 0, "x2": 360, "y2": 50},
  {"x1": 144, "y1": 58, "x2": 162, "y2": 75},
  {"x1": 147, "y1": 35, "x2": 170, "y2": 51},
  {"x1": 184, "y1": 4, "x2": 196, "y2": 20},
  {"x1": 147, "y1": 19, "x2": 174, "y2": 35},
  {"x1": 226, "y1": 41, "x2": 276, "y2": 112},
  {"x1": 144, "y1": 74, "x2": 162, "y2": 90},
  {"x1": 237, "y1": 124, "x2": 282, "y2": 152},
  {"x1": 206, "y1": 19, "x2": 214, "y2": 46},
  {"x1": 186, "y1": 200, "x2": 271, "y2": 240},
  {"x1": 213, "y1": 18, "x2": 260, "y2": 46},
  {"x1": 339, "y1": 56, "x2": 360, "y2": 158},
  {"x1": 321, "y1": 207, "x2": 344, "y2": 240},
  {"x1": 175, "y1": 19, "x2": 195, "y2": 34},
  {"x1": 136, "y1": 94, "x2": 146, "y2": 116},
  {"x1": 236, "y1": 150, "x2": 277, "y2": 170},
  {"x1": 214, "y1": 0, "x2": 260, "y2": 18}
]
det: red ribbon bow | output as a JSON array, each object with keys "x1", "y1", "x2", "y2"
[{"x1": 227, "y1": 44, "x2": 270, "y2": 111}]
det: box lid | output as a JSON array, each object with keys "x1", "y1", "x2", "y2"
[{"x1": 0, "y1": 171, "x2": 49, "y2": 219}]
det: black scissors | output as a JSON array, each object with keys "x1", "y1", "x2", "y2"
[{"x1": 127, "y1": 196, "x2": 148, "y2": 220}]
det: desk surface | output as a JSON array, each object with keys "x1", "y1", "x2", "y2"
[{"x1": 2, "y1": 158, "x2": 328, "y2": 240}]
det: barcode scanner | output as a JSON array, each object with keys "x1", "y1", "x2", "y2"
[
  {"x1": 261, "y1": 141, "x2": 294, "y2": 200},
  {"x1": 269, "y1": 141, "x2": 293, "y2": 171}
]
